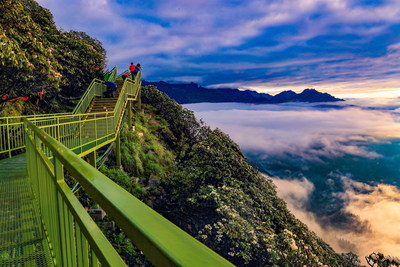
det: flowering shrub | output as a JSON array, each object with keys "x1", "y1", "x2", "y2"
[
  {"x1": 366, "y1": 252, "x2": 400, "y2": 267},
  {"x1": 0, "y1": 0, "x2": 105, "y2": 112}
]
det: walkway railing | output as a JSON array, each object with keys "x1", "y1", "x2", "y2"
[
  {"x1": 29, "y1": 111, "x2": 116, "y2": 157},
  {"x1": 25, "y1": 119, "x2": 126, "y2": 267},
  {"x1": 104, "y1": 66, "x2": 117, "y2": 82},
  {"x1": 72, "y1": 79, "x2": 106, "y2": 115},
  {"x1": 26, "y1": 75, "x2": 140, "y2": 158},
  {"x1": 0, "y1": 69, "x2": 116, "y2": 158},
  {"x1": 24, "y1": 118, "x2": 233, "y2": 267},
  {"x1": 0, "y1": 113, "x2": 69, "y2": 158}
]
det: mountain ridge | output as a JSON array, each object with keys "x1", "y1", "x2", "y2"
[{"x1": 142, "y1": 80, "x2": 344, "y2": 104}]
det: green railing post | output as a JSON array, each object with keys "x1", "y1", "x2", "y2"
[
  {"x1": 54, "y1": 157, "x2": 68, "y2": 267},
  {"x1": 57, "y1": 117, "x2": 60, "y2": 141},
  {"x1": 127, "y1": 100, "x2": 132, "y2": 127},
  {"x1": 115, "y1": 133, "x2": 121, "y2": 167},
  {"x1": 6, "y1": 118, "x2": 11, "y2": 158},
  {"x1": 94, "y1": 113, "x2": 98, "y2": 147},
  {"x1": 137, "y1": 87, "x2": 141, "y2": 110},
  {"x1": 79, "y1": 120, "x2": 83, "y2": 155},
  {"x1": 88, "y1": 151, "x2": 96, "y2": 168}
]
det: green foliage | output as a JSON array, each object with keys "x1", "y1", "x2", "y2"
[
  {"x1": 97, "y1": 216, "x2": 151, "y2": 266},
  {"x1": 0, "y1": 0, "x2": 105, "y2": 113},
  {"x1": 119, "y1": 110, "x2": 175, "y2": 184},
  {"x1": 99, "y1": 165, "x2": 145, "y2": 198},
  {"x1": 141, "y1": 85, "x2": 201, "y2": 155},
  {"x1": 341, "y1": 252, "x2": 361, "y2": 266},
  {"x1": 55, "y1": 30, "x2": 106, "y2": 97},
  {"x1": 0, "y1": 0, "x2": 61, "y2": 96},
  {"x1": 98, "y1": 108, "x2": 177, "y2": 266},
  {"x1": 0, "y1": 98, "x2": 40, "y2": 117}
]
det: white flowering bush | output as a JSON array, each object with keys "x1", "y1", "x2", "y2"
[
  {"x1": 0, "y1": 0, "x2": 105, "y2": 114},
  {"x1": 366, "y1": 252, "x2": 400, "y2": 267}
]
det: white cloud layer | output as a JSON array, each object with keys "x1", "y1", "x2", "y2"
[{"x1": 187, "y1": 101, "x2": 400, "y2": 161}]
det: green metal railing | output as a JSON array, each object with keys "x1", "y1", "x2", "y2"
[
  {"x1": 72, "y1": 79, "x2": 106, "y2": 115},
  {"x1": 0, "y1": 69, "x2": 118, "y2": 158},
  {"x1": 25, "y1": 119, "x2": 126, "y2": 266},
  {"x1": 104, "y1": 66, "x2": 117, "y2": 82},
  {"x1": 24, "y1": 118, "x2": 233, "y2": 267},
  {"x1": 113, "y1": 76, "x2": 140, "y2": 131},
  {"x1": 27, "y1": 75, "x2": 141, "y2": 158},
  {"x1": 105, "y1": 66, "x2": 118, "y2": 82},
  {"x1": 0, "y1": 113, "x2": 69, "y2": 158},
  {"x1": 29, "y1": 111, "x2": 116, "y2": 157}
]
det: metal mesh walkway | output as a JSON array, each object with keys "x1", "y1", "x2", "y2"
[{"x1": 0, "y1": 155, "x2": 54, "y2": 266}]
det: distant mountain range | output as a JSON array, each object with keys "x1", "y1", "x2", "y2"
[{"x1": 142, "y1": 81, "x2": 344, "y2": 104}]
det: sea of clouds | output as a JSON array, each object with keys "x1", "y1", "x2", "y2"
[{"x1": 185, "y1": 98, "x2": 400, "y2": 260}]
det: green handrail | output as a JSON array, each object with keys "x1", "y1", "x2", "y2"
[
  {"x1": 25, "y1": 119, "x2": 126, "y2": 267},
  {"x1": 0, "y1": 113, "x2": 70, "y2": 157},
  {"x1": 0, "y1": 68, "x2": 116, "y2": 157},
  {"x1": 24, "y1": 119, "x2": 234, "y2": 267},
  {"x1": 72, "y1": 78, "x2": 106, "y2": 115},
  {"x1": 104, "y1": 66, "x2": 117, "y2": 82},
  {"x1": 29, "y1": 111, "x2": 116, "y2": 157},
  {"x1": 104, "y1": 68, "x2": 112, "y2": 81},
  {"x1": 27, "y1": 74, "x2": 142, "y2": 158}
]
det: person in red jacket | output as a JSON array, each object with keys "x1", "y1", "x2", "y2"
[
  {"x1": 129, "y1": 62, "x2": 136, "y2": 79},
  {"x1": 36, "y1": 88, "x2": 44, "y2": 105},
  {"x1": 122, "y1": 73, "x2": 129, "y2": 80}
]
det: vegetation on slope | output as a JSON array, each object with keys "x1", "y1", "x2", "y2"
[
  {"x1": 99, "y1": 85, "x2": 356, "y2": 266},
  {"x1": 0, "y1": 0, "x2": 105, "y2": 115}
]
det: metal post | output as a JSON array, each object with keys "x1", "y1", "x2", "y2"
[
  {"x1": 115, "y1": 133, "x2": 121, "y2": 167},
  {"x1": 88, "y1": 151, "x2": 97, "y2": 168},
  {"x1": 127, "y1": 100, "x2": 132, "y2": 127},
  {"x1": 6, "y1": 118, "x2": 11, "y2": 158},
  {"x1": 137, "y1": 89, "x2": 141, "y2": 110}
]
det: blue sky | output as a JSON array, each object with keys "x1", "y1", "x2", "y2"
[{"x1": 36, "y1": 0, "x2": 400, "y2": 97}]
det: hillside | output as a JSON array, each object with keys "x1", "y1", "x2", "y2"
[
  {"x1": 142, "y1": 80, "x2": 343, "y2": 104},
  {"x1": 98, "y1": 85, "x2": 357, "y2": 266}
]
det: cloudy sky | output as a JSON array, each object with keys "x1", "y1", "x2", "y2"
[{"x1": 36, "y1": 0, "x2": 400, "y2": 97}]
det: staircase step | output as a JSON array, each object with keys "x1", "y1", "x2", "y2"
[
  {"x1": 91, "y1": 107, "x2": 115, "y2": 109},
  {"x1": 93, "y1": 99, "x2": 118, "y2": 102}
]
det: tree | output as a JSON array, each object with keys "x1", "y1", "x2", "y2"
[
  {"x1": 0, "y1": 0, "x2": 106, "y2": 112},
  {"x1": 0, "y1": 0, "x2": 61, "y2": 97}
]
